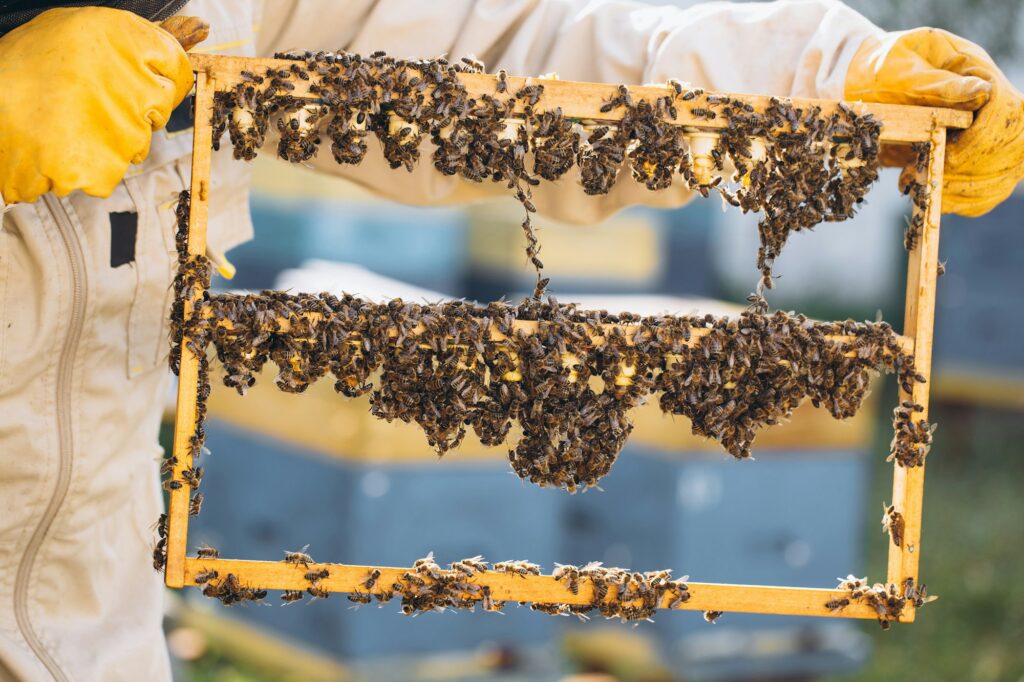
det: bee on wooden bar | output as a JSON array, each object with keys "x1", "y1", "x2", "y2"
[
  {"x1": 493, "y1": 560, "x2": 541, "y2": 577},
  {"x1": 281, "y1": 590, "x2": 304, "y2": 605},
  {"x1": 196, "y1": 545, "x2": 219, "y2": 559},
  {"x1": 453, "y1": 555, "x2": 489, "y2": 575},
  {"x1": 305, "y1": 568, "x2": 330, "y2": 583},
  {"x1": 530, "y1": 603, "x2": 566, "y2": 616},
  {"x1": 363, "y1": 568, "x2": 382, "y2": 590},
  {"x1": 347, "y1": 591, "x2": 373, "y2": 607},
  {"x1": 159, "y1": 456, "x2": 177, "y2": 477},
  {"x1": 306, "y1": 585, "x2": 330, "y2": 601},
  {"x1": 375, "y1": 587, "x2": 397, "y2": 605},
  {"x1": 882, "y1": 502, "x2": 906, "y2": 548},
  {"x1": 194, "y1": 570, "x2": 219, "y2": 585},
  {"x1": 284, "y1": 545, "x2": 314, "y2": 567},
  {"x1": 825, "y1": 597, "x2": 850, "y2": 612},
  {"x1": 181, "y1": 465, "x2": 204, "y2": 489},
  {"x1": 553, "y1": 563, "x2": 581, "y2": 595}
]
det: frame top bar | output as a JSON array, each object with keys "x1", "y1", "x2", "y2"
[{"x1": 189, "y1": 54, "x2": 973, "y2": 144}]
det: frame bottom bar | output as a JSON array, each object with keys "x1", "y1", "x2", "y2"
[{"x1": 184, "y1": 558, "x2": 904, "y2": 621}]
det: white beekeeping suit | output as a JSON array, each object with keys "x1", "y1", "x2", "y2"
[{"x1": 0, "y1": 1, "x2": 881, "y2": 680}]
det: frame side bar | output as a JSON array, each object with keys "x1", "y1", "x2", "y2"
[
  {"x1": 888, "y1": 123, "x2": 946, "y2": 620},
  {"x1": 165, "y1": 70, "x2": 215, "y2": 588}
]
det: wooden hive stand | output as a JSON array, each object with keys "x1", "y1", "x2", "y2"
[{"x1": 164, "y1": 53, "x2": 971, "y2": 623}]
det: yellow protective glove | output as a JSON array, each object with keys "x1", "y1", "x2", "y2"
[
  {"x1": 846, "y1": 28, "x2": 1024, "y2": 217},
  {"x1": 0, "y1": 7, "x2": 195, "y2": 204}
]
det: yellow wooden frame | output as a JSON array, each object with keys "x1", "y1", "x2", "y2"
[{"x1": 165, "y1": 53, "x2": 970, "y2": 622}]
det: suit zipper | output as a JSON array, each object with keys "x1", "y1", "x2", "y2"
[{"x1": 11, "y1": 195, "x2": 86, "y2": 682}]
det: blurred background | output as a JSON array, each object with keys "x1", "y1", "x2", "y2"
[{"x1": 163, "y1": 1, "x2": 1024, "y2": 680}]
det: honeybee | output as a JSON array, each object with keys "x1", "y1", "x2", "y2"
[
  {"x1": 196, "y1": 545, "x2": 219, "y2": 559},
  {"x1": 453, "y1": 555, "x2": 488, "y2": 575},
  {"x1": 553, "y1": 563, "x2": 580, "y2": 595},
  {"x1": 881, "y1": 503, "x2": 906, "y2": 548},
  {"x1": 284, "y1": 545, "x2": 314, "y2": 566},
  {"x1": 363, "y1": 568, "x2": 382, "y2": 589},
  {"x1": 194, "y1": 570, "x2": 219, "y2": 585},
  {"x1": 306, "y1": 585, "x2": 330, "y2": 600},
  {"x1": 281, "y1": 590, "x2": 304, "y2": 605},
  {"x1": 347, "y1": 591, "x2": 373, "y2": 607},
  {"x1": 825, "y1": 598, "x2": 850, "y2": 612},
  {"x1": 703, "y1": 610, "x2": 723, "y2": 624},
  {"x1": 493, "y1": 560, "x2": 541, "y2": 578},
  {"x1": 305, "y1": 568, "x2": 330, "y2": 583}
]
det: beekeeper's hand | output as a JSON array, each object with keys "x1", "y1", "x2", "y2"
[
  {"x1": 846, "y1": 28, "x2": 1023, "y2": 217},
  {"x1": 0, "y1": 7, "x2": 198, "y2": 204}
]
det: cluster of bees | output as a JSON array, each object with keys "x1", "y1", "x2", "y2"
[
  {"x1": 190, "y1": 548, "x2": 693, "y2": 624},
  {"x1": 168, "y1": 191, "x2": 932, "y2": 493},
  {"x1": 827, "y1": 574, "x2": 935, "y2": 629},
  {"x1": 890, "y1": 399, "x2": 935, "y2": 468},
  {"x1": 534, "y1": 562, "x2": 692, "y2": 623},
  {"x1": 209, "y1": 49, "x2": 884, "y2": 297},
  {"x1": 903, "y1": 142, "x2": 932, "y2": 252}
]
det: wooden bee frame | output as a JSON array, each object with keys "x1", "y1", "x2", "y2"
[{"x1": 165, "y1": 53, "x2": 970, "y2": 622}]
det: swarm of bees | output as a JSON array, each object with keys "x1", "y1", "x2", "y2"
[
  {"x1": 829, "y1": 574, "x2": 937, "y2": 629},
  {"x1": 206, "y1": 552, "x2": 693, "y2": 623},
  {"x1": 165, "y1": 54, "x2": 920, "y2": 496},
  {"x1": 537, "y1": 562, "x2": 692, "y2": 624},
  {"x1": 207, "y1": 49, "x2": 885, "y2": 299},
  {"x1": 169, "y1": 190, "x2": 931, "y2": 492}
]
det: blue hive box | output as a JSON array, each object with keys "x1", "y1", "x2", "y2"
[{"x1": 189, "y1": 419, "x2": 561, "y2": 660}]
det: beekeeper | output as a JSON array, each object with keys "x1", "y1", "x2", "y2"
[{"x1": 0, "y1": 1, "x2": 1020, "y2": 680}]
